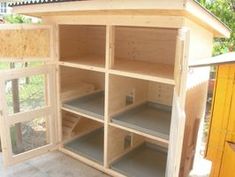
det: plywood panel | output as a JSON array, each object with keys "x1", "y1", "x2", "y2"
[
  {"x1": 59, "y1": 25, "x2": 106, "y2": 62},
  {"x1": 115, "y1": 27, "x2": 177, "y2": 65},
  {"x1": 180, "y1": 19, "x2": 214, "y2": 177},
  {"x1": 0, "y1": 27, "x2": 51, "y2": 59},
  {"x1": 107, "y1": 126, "x2": 131, "y2": 163},
  {"x1": 107, "y1": 125, "x2": 145, "y2": 164},
  {"x1": 181, "y1": 67, "x2": 210, "y2": 177},
  {"x1": 108, "y1": 75, "x2": 148, "y2": 115},
  {"x1": 148, "y1": 82, "x2": 173, "y2": 106},
  {"x1": 184, "y1": 19, "x2": 213, "y2": 61},
  {"x1": 60, "y1": 66, "x2": 105, "y2": 91}
]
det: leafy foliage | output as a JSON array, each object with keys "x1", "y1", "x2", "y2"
[
  {"x1": 3, "y1": 14, "x2": 32, "y2": 24},
  {"x1": 198, "y1": 0, "x2": 235, "y2": 55},
  {"x1": 6, "y1": 74, "x2": 45, "y2": 114}
]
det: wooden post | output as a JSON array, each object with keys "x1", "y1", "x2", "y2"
[
  {"x1": 10, "y1": 62, "x2": 23, "y2": 154},
  {"x1": 25, "y1": 62, "x2": 30, "y2": 84}
]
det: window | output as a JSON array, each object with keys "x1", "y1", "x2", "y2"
[{"x1": 0, "y1": 2, "x2": 7, "y2": 13}]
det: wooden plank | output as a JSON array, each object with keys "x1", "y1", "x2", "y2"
[
  {"x1": 166, "y1": 93, "x2": 186, "y2": 177},
  {"x1": 180, "y1": 20, "x2": 212, "y2": 177},
  {"x1": 219, "y1": 142, "x2": 235, "y2": 177},
  {"x1": 205, "y1": 65, "x2": 234, "y2": 177},
  {"x1": 12, "y1": 0, "x2": 230, "y2": 37},
  {"x1": 109, "y1": 68, "x2": 175, "y2": 85},
  {"x1": 13, "y1": 0, "x2": 185, "y2": 14},
  {"x1": 61, "y1": 107, "x2": 104, "y2": 124},
  {"x1": 44, "y1": 15, "x2": 184, "y2": 29}
]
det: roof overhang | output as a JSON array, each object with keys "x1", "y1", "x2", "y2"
[
  {"x1": 189, "y1": 52, "x2": 235, "y2": 67},
  {"x1": 11, "y1": 0, "x2": 231, "y2": 38}
]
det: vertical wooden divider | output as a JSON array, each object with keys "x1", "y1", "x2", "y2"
[
  {"x1": 104, "y1": 25, "x2": 115, "y2": 168},
  {"x1": 54, "y1": 24, "x2": 62, "y2": 148}
]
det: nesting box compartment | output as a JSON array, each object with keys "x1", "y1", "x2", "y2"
[
  {"x1": 112, "y1": 102, "x2": 172, "y2": 140},
  {"x1": 59, "y1": 25, "x2": 106, "y2": 69},
  {"x1": 63, "y1": 91, "x2": 104, "y2": 120},
  {"x1": 108, "y1": 125, "x2": 168, "y2": 177},
  {"x1": 109, "y1": 74, "x2": 173, "y2": 141},
  {"x1": 65, "y1": 127, "x2": 104, "y2": 165},
  {"x1": 60, "y1": 66, "x2": 105, "y2": 121},
  {"x1": 111, "y1": 27, "x2": 177, "y2": 83},
  {"x1": 111, "y1": 143, "x2": 167, "y2": 177}
]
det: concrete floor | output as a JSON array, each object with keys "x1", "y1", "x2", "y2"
[
  {"x1": 0, "y1": 151, "x2": 109, "y2": 177},
  {"x1": 0, "y1": 151, "x2": 209, "y2": 177}
]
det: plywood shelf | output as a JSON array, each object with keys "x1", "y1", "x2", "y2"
[
  {"x1": 64, "y1": 128, "x2": 104, "y2": 165},
  {"x1": 60, "y1": 82, "x2": 95, "y2": 101},
  {"x1": 112, "y1": 102, "x2": 172, "y2": 140},
  {"x1": 111, "y1": 143, "x2": 167, "y2": 177},
  {"x1": 62, "y1": 91, "x2": 105, "y2": 120},
  {"x1": 59, "y1": 56, "x2": 105, "y2": 72},
  {"x1": 111, "y1": 59, "x2": 175, "y2": 84}
]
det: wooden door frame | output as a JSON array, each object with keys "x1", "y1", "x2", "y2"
[{"x1": 0, "y1": 64, "x2": 58, "y2": 166}]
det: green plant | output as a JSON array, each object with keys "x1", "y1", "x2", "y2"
[
  {"x1": 3, "y1": 14, "x2": 32, "y2": 24},
  {"x1": 198, "y1": 0, "x2": 235, "y2": 55}
]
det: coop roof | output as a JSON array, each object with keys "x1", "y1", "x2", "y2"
[
  {"x1": 9, "y1": 0, "x2": 231, "y2": 38},
  {"x1": 9, "y1": 0, "x2": 81, "y2": 6},
  {"x1": 189, "y1": 52, "x2": 235, "y2": 68}
]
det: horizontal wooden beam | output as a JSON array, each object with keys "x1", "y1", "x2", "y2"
[
  {"x1": 189, "y1": 52, "x2": 235, "y2": 67},
  {"x1": 45, "y1": 15, "x2": 184, "y2": 29},
  {"x1": 12, "y1": 0, "x2": 230, "y2": 38},
  {"x1": 13, "y1": 0, "x2": 184, "y2": 14}
]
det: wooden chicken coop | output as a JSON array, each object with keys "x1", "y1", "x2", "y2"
[{"x1": 0, "y1": 1, "x2": 231, "y2": 177}]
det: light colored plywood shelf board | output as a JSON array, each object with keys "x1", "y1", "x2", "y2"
[
  {"x1": 59, "y1": 56, "x2": 105, "y2": 72},
  {"x1": 63, "y1": 91, "x2": 105, "y2": 120},
  {"x1": 61, "y1": 82, "x2": 95, "y2": 101},
  {"x1": 111, "y1": 59, "x2": 175, "y2": 85},
  {"x1": 111, "y1": 143, "x2": 167, "y2": 177},
  {"x1": 109, "y1": 123, "x2": 169, "y2": 145},
  {"x1": 64, "y1": 128, "x2": 104, "y2": 165},
  {"x1": 59, "y1": 61, "x2": 105, "y2": 73},
  {"x1": 112, "y1": 102, "x2": 172, "y2": 140},
  {"x1": 61, "y1": 107, "x2": 104, "y2": 123}
]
